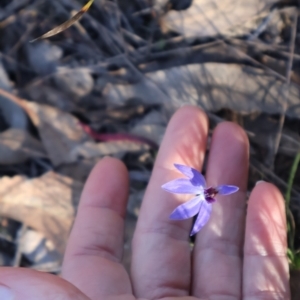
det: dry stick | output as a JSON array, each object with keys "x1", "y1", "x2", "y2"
[
  {"x1": 83, "y1": 4, "x2": 296, "y2": 83},
  {"x1": 111, "y1": 0, "x2": 129, "y2": 56},
  {"x1": 0, "y1": 52, "x2": 33, "y2": 72},
  {"x1": 59, "y1": 0, "x2": 123, "y2": 55},
  {"x1": 87, "y1": 4, "x2": 298, "y2": 84},
  {"x1": 0, "y1": 0, "x2": 31, "y2": 22},
  {"x1": 222, "y1": 39, "x2": 288, "y2": 82},
  {"x1": 272, "y1": 10, "x2": 298, "y2": 169},
  {"x1": 30, "y1": 0, "x2": 94, "y2": 42},
  {"x1": 8, "y1": 23, "x2": 36, "y2": 55},
  {"x1": 127, "y1": 33, "x2": 299, "y2": 83},
  {"x1": 136, "y1": 39, "x2": 300, "y2": 86},
  {"x1": 247, "y1": 7, "x2": 277, "y2": 41},
  {"x1": 232, "y1": 38, "x2": 300, "y2": 62},
  {"x1": 121, "y1": 28, "x2": 148, "y2": 48}
]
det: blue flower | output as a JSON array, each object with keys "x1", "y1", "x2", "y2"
[{"x1": 162, "y1": 164, "x2": 239, "y2": 235}]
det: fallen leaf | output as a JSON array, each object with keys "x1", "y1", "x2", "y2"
[
  {"x1": 162, "y1": 0, "x2": 277, "y2": 38},
  {"x1": 31, "y1": 0, "x2": 94, "y2": 42},
  {"x1": 105, "y1": 64, "x2": 300, "y2": 118},
  {"x1": 20, "y1": 101, "x2": 92, "y2": 166},
  {"x1": 71, "y1": 140, "x2": 150, "y2": 160},
  {"x1": 0, "y1": 172, "x2": 83, "y2": 258},
  {"x1": 0, "y1": 128, "x2": 46, "y2": 165}
]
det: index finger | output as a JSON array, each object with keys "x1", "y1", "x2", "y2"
[{"x1": 62, "y1": 157, "x2": 132, "y2": 300}]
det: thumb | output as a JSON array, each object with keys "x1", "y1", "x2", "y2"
[{"x1": 0, "y1": 267, "x2": 90, "y2": 300}]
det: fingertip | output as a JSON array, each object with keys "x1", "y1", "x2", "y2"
[
  {"x1": 157, "y1": 106, "x2": 209, "y2": 170},
  {"x1": 169, "y1": 105, "x2": 209, "y2": 135},
  {"x1": 248, "y1": 181, "x2": 286, "y2": 228},
  {"x1": 250, "y1": 181, "x2": 285, "y2": 213},
  {"x1": 243, "y1": 183, "x2": 290, "y2": 299},
  {"x1": 80, "y1": 156, "x2": 129, "y2": 217},
  {"x1": 90, "y1": 156, "x2": 128, "y2": 183},
  {"x1": 213, "y1": 121, "x2": 249, "y2": 151},
  {"x1": 207, "y1": 121, "x2": 249, "y2": 190},
  {"x1": 246, "y1": 181, "x2": 288, "y2": 256}
]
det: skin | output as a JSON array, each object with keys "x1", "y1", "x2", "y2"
[{"x1": 0, "y1": 106, "x2": 290, "y2": 300}]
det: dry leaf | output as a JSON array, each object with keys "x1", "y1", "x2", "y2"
[
  {"x1": 162, "y1": 0, "x2": 277, "y2": 37},
  {"x1": 105, "y1": 64, "x2": 300, "y2": 118},
  {"x1": 31, "y1": 0, "x2": 94, "y2": 42},
  {"x1": 71, "y1": 140, "x2": 150, "y2": 160},
  {"x1": 20, "y1": 101, "x2": 92, "y2": 166},
  {"x1": 0, "y1": 128, "x2": 46, "y2": 165},
  {"x1": 0, "y1": 172, "x2": 83, "y2": 258}
]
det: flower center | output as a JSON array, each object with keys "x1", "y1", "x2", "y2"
[{"x1": 204, "y1": 187, "x2": 218, "y2": 203}]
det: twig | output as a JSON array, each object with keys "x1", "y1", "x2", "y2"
[
  {"x1": 0, "y1": 0, "x2": 31, "y2": 22},
  {"x1": 272, "y1": 10, "x2": 298, "y2": 168},
  {"x1": 247, "y1": 8, "x2": 277, "y2": 41}
]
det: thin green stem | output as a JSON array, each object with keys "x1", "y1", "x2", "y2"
[
  {"x1": 285, "y1": 152, "x2": 300, "y2": 251},
  {"x1": 285, "y1": 152, "x2": 300, "y2": 208}
]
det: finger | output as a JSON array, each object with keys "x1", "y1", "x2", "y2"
[
  {"x1": 62, "y1": 157, "x2": 132, "y2": 300},
  {"x1": 0, "y1": 268, "x2": 89, "y2": 300},
  {"x1": 193, "y1": 122, "x2": 249, "y2": 299},
  {"x1": 131, "y1": 106, "x2": 208, "y2": 299},
  {"x1": 243, "y1": 182, "x2": 290, "y2": 299}
]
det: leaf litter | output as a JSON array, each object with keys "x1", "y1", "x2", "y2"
[{"x1": 0, "y1": 1, "x2": 299, "y2": 296}]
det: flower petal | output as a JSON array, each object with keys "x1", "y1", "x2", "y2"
[
  {"x1": 170, "y1": 196, "x2": 202, "y2": 220},
  {"x1": 174, "y1": 164, "x2": 206, "y2": 187},
  {"x1": 190, "y1": 200, "x2": 212, "y2": 235},
  {"x1": 162, "y1": 178, "x2": 203, "y2": 194},
  {"x1": 217, "y1": 185, "x2": 239, "y2": 195}
]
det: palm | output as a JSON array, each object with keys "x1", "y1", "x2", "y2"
[{"x1": 0, "y1": 107, "x2": 290, "y2": 300}]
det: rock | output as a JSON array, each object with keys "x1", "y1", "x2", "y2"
[
  {"x1": 0, "y1": 60, "x2": 28, "y2": 129},
  {"x1": 53, "y1": 67, "x2": 94, "y2": 98},
  {"x1": 21, "y1": 229, "x2": 61, "y2": 271},
  {"x1": 26, "y1": 42, "x2": 63, "y2": 75}
]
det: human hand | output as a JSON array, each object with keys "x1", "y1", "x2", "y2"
[{"x1": 0, "y1": 106, "x2": 290, "y2": 299}]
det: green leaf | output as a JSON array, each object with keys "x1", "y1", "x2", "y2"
[{"x1": 293, "y1": 253, "x2": 300, "y2": 270}]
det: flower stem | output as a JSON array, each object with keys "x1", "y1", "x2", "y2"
[{"x1": 285, "y1": 152, "x2": 300, "y2": 252}]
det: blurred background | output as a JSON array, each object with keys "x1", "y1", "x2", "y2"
[{"x1": 0, "y1": 0, "x2": 300, "y2": 296}]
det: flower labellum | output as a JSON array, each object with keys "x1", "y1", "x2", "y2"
[{"x1": 161, "y1": 164, "x2": 239, "y2": 235}]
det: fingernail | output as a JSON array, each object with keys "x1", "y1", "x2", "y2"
[
  {"x1": 256, "y1": 180, "x2": 265, "y2": 185},
  {"x1": 0, "y1": 285, "x2": 14, "y2": 300}
]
